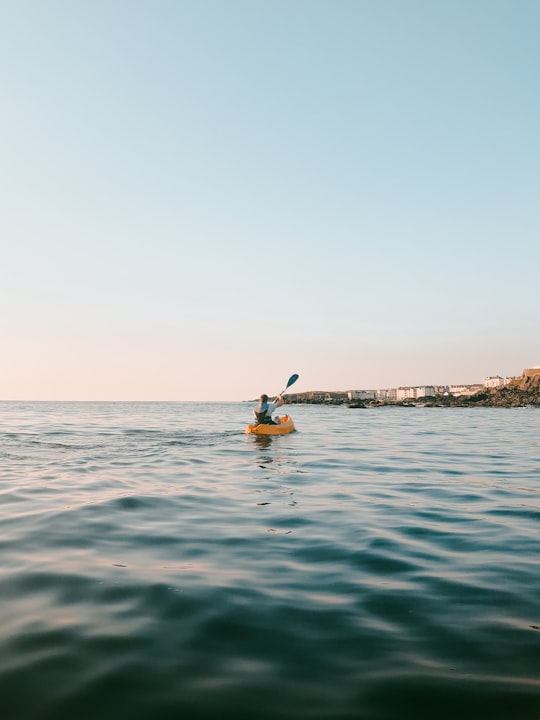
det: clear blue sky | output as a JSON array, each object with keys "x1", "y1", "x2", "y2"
[{"x1": 1, "y1": 0, "x2": 538, "y2": 400}]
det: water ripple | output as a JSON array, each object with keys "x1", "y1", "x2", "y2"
[{"x1": 0, "y1": 403, "x2": 539, "y2": 719}]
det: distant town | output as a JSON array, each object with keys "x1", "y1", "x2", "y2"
[{"x1": 284, "y1": 367, "x2": 540, "y2": 408}]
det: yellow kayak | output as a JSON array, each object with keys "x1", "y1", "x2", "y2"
[{"x1": 245, "y1": 415, "x2": 295, "y2": 435}]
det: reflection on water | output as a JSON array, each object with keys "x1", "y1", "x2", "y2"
[
  {"x1": 251, "y1": 433, "x2": 273, "y2": 451},
  {"x1": 0, "y1": 402, "x2": 539, "y2": 720}
]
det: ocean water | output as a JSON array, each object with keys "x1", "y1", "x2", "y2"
[{"x1": 0, "y1": 401, "x2": 538, "y2": 720}]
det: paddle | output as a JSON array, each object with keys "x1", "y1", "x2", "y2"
[{"x1": 277, "y1": 373, "x2": 299, "y2": 399}]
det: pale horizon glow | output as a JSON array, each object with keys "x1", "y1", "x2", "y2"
[{"x1": 1, "y1": 1, "x2": 538, "y2": 401}]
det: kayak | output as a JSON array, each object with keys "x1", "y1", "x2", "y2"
[
  {"x1": 245, "y1": 414, "x2": 295, "y2": 435},
  {"x1": 245, "y1": 415, "x2": 295, "y2": 435}
]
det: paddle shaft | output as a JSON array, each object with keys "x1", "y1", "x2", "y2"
[{"x1": 276, "y1": 373, "x2": 299, "y2": 400}]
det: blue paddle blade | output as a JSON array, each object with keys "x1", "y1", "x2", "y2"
[{"x1": 286, "y1": 374, "x2": 299, "y2": 389}]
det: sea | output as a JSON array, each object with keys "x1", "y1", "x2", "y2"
[{"x1": 0, "y1": 401, "x2": 538, "y2": 720}]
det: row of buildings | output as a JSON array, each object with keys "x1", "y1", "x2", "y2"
[
  {"x1": 348, "y1": 376, "x2": 514, "y2": 402},
  {"x1": 285, "y1": 369, "x2": 539, "y2": 405}
]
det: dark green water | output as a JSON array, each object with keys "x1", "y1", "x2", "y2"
[{"x1": 1, "y1": 402, "x2": 538, "y2": 719}]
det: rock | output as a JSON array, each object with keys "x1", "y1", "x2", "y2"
[{"x1": 286, "y1": 368, "x2": 540, "y2": 408}]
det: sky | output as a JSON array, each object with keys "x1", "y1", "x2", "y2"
[{"x1": 1, "y1": 0, "x2": 539, "y2": 401}]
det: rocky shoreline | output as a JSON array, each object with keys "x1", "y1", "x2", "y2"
[{"x1": 286, "y1": 370, "x2": 540, "y2": 409}]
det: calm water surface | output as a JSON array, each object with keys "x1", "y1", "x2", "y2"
[{"x1": 1, "y1": 402, "x2": 539, "y2": 720}]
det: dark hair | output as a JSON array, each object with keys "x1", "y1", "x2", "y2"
[{"x1": 260, "y1": 394, "x2": 268, "y2": 402}]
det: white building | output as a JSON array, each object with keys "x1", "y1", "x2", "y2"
[
  {"x1": 396, "y1": 387, "x2": 416, "y2": 401},
  {"x1": 483, "y1": 376, "x2": 511, "y2": 389},
  {"x1": 348, "y1": 390, "x2": 377, "y2": 401},
  {"x1": 376, "y1": 388, "x2": 397, "y2": 402},
  {"x1": 396, "y1": 386, "x2": 435, "y2": 401},
  {"x1": 449, "y1": 384, "x2": 483, "y2": 397}
]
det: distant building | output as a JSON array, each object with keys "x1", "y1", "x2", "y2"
[
  {"x1": 449, "y1": 384, "x2": 483, "y2": 397},
  {"x1": 348, "y1": 390, "x2": 377, "y2": 401},
  {"x1": 376, "y1": 388, "x2": 397, "y2": 402},
  {"x1": 396, "y1": 386, "x2": 435, "y2": 401},
  {"x1": 396, "y1": 387, "x2": 415, "y2": 401},
  {"x1": 483, "y1": 376, "x2": 511, "y2": 388}
]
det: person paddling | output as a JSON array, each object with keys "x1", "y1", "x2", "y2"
[{"x1": 253, "y1": 393, "x2": 283, "y2": 425}]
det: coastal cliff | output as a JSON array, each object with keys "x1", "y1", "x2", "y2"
[
  {"x1": 424, "y1": 381, "x2": 540, "y2": 408},
  {"x1": 460, "y1": 368, "x2": 540, "y2": 407}
]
